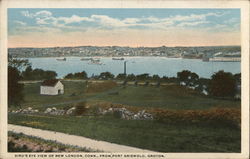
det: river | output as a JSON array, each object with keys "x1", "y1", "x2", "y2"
[{"x1": 26, "y1": 57, "x2": 241, "y2": 79}]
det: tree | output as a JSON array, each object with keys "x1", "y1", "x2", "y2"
[
  {"x1": 22, "y1": 66, "x2": 32, "y2": 79},
  {"x1": 126, "y1": 74, "x2": 136, "y2": 81},
  {"x1": 8, "y1": 66, "x2": 24, "y2": 106},
  {"x1": 136, "y1": 73, "x2": 149, "y2": 80},
  {"x1": 209, "y1": 70, "x2": 236, "y2": 97},
  {"x1": 22, "y1": 68, "x2": 57, "y2": 80},
  {"x1": 64, "y1": 73, "x2": 73, "y2": 79},
  {"x1": 116, "y1": 73, "x2": 126, "y2": 80},
  {"x1": 99, "y1": 72, "x2": 114, "y2": 80},
  {"x1": 8, "y1": 56, "x2": 30, "y2": 107},
  {"x1": 177, "y1": 70, "x2": 199, "y2": 86},
  {"x1": 234, "y1": 73, "x2": 241, "y2": 83},
  {"x1": 152, "y1": 74, "x2": 160, "y2": 81},
  {"x1": 190, "y1": 72, "x2": 199, "y2": 81},
  {"x1": 8, "y1": 55, "x2": 30, "y2": 71},
  {"x1": 177, "y1": 70, "x2": 192, "y2": 82},
  {"x1": 74, "y1": 71, "x2": 88, "y2": 79}
]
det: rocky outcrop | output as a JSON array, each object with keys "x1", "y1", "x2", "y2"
[
  {"x1": 11, "y1": 107, "x2": 39, "y2": 114},
  {"x1": 10, "y1": 106, "x2": 153, "y2": 120},
  {"x1": 66, "y1": 107, "x2": 76, "y2": 115},
  {"x1": 44, "y1": 107, "x2": 65, "y2": 115},
  {"x1": 100, "y1": 107, "x2": 153, "y2": 120}
]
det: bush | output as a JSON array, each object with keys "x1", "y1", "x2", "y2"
[
  {"x1": 209, "y1": 71, "x2": 236, "y2": 97},
  {"x1": 74, "y1": 102, "x2": 87, "y2": 116},
  {"x1": 87, "y1": 105, "x2": 100, "y2": 116},
  {"x1": 64, "y1": 71, "x2": 87, "y2": 79},
  {"x1": 153, "y1": 108, "x2": 240, "y2": 128}
]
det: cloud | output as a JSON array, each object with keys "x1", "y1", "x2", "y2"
[
  {"x1": 177, "y1": 21, "x2": 209, "y2": 27},
  {"x1": 14, "y1": 20, "x2": 26, "y2": 26},
  {"x1": 21, "y1": 10, "x2": 52, "y2": 18},
  {"x1": 16, "y1": 9, "x2": 237, "y2": 34},
  {"x1": 57, "y1": 15, "x2": 93, "y2": 24}
]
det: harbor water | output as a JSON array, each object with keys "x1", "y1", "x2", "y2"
[{"x1": 26, "y1": 57, "x2": 241, "y2": 79}]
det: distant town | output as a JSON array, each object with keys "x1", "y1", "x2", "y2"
[{"x1": 8, "y1": 45, "x2": 241, "y2": 60}]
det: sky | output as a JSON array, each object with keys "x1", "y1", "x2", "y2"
[{"x1": 8, "y1": 8, "x2": 241, "y2": 48}]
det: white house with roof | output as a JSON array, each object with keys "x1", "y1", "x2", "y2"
[{"x1": 40, "y1": 79, "x2": 64, "y2": 95}]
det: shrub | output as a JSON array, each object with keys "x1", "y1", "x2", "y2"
[
  {"x1": 87, "y1": 105, "x2": 100, "y2": 116},
  {"x1": 74, "y1": 102, "x2": 87, "y2": 116},
  {"x1": 152, "y1": 108, "x2": 240, "y2": 128}
]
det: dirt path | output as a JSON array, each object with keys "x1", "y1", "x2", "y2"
[{"x1": 8, "y1": 124, "x2": 154, "y2": 153}]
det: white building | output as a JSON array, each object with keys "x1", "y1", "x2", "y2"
[{"x1": 40, "y1": 79, "x2": 64, "y2": 95}]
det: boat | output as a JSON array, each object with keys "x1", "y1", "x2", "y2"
[
  {"x1": 112, "y1": 57, "x2": 124, "y2": 60},
  {"x1": 80, "y1": 57, "x2": 93, "y2": 61},
  {"x1": 92, "y1": 58, "x2": 100, "y2": 62},
  {"x1": 56, "y1": 58, "x2": 66, "y2": 61},
  {"x1": 88, "y1": 58, "x2": 102, "y2": 65}
]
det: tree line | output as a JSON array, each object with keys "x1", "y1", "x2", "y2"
[{"x1": 8, "y1": 57, "x2": 241, "y2": 107}]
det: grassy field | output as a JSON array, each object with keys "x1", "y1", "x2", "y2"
[
  {"x1": 8, "y1": 113, "x2": 241, "y2": 152},
  {"x1": 9, "y1": 81, "x2": 241, "y2": 152},
  {"x1": 16, "y1": 81, "x2": 240, "y2": 111},
  {"x1": 92, "y1": 85, "x2": 240, "y2": 110},
  {"x1": 18, "y1": 81, "x2": 89, "y2": 110}
]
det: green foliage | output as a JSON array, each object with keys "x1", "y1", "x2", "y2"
[
  {"x1": 9, "y1": 114, "x2": 241, "y2": 152},
  {"x1": 94, "y1": 85, "x2": 240, "y2": 110},
  {"x1": 64, "y1": 71, "x2": 88, "y2": 79},
  {"x1": 126, "y1": 74, "x2": 136, "y2": 81},
  {"x1": 98, "y1": 72, "x2": 114, "y2": 80},
  {"x1": 177, "y1": 70, "x2": 192, "y2": 81},
  {"x1": 8, "y1": 55, "x2": 30, "y2": 71},
  {"x1": 8, "y1": 66, "x2": 24, "y2": 106},
  {"x1": 22, "y1": 66, "x2": 57, "y2": 80},
  {"x1": 136, "y1": 73, "x2": 149, "y2": 80},
  {"x1": 234, "y1": 73, "x2": 241, "y2": 83},
  {"x1": 153, "y1": 108, "x2": 240, "y2": 129},
  {"x1": 8, "y1": 56, "x2": 31, "y2": 107},
  {"x1": 8, "y1": 132, "x2": 94, "y2": 152},
  {"x1": 87, "y1": 106, "x2": 100, "y2": 116},
  {"x1": 209, "y1": 71, "x2": 236, "y2": 97},
  {"x1": 152, "y1": 74, "x2": 160, "y2": 81},
  {"x1": 177, "y1": 70, "x2": 199, "y2": 85},
  {"x1": 116, "y1": 73, "x2": 126, "y2": 80},
  {"x1": 8, "y1": 140, "x2": 31, "y2": 152}
]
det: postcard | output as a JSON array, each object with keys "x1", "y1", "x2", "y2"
[{"x1": 0, "y1": 0, "x2": 249, "y2": 159}]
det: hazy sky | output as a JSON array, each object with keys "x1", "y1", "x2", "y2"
[{"x1": 8, "y1": 8, "x2": 240, "y2": 48}]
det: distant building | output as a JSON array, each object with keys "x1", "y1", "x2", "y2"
[{"x1": 40, "y1": 79, "x2": 64, "y2": 95}]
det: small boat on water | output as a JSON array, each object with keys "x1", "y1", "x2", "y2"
[
  {"x1": 92, "y1": 58, "x2": 100, "y2": 62},
  {"x1": 88, "y1": 58, "x2": 102, "y2": 65},
  {"x1": 112, "y1": 57, "x2": 124, "y2": 60},
  {"x1": 56, "y1": 58, "x2": 66, "y2": 61},
  {"x1": 80, "y1": 57, "x2": 93, "y2": 61}
]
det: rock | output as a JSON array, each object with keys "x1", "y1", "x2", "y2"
[
  {"x1": 50, "y1": 109, "x2": 65, "y2": 115},
  {"x1": 66, "y1": 107, "x2": 75, "y2": 115},
  {"x1": 44, "y1": 108, "x2": 52, "y2": 114},
  {"x1": 108, "y1": 108, "x2": 113, "y2": 112}
]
